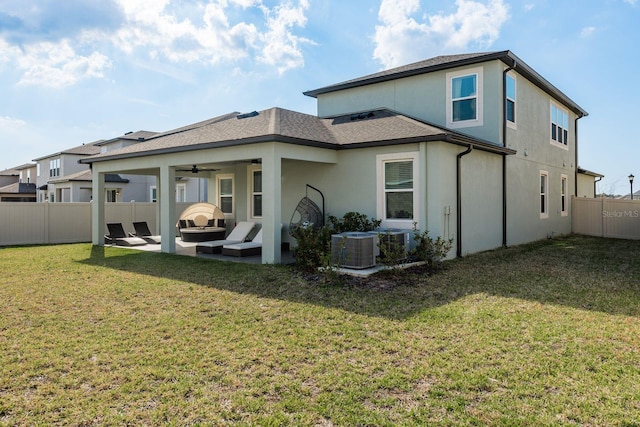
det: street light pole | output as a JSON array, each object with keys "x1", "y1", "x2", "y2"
[{"x1": 630, "y1": 174, "x2": 635, "y2": 200}]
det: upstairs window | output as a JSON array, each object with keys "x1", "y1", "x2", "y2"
[
  {"x1": 452, "y1": 74, "x2": 477, "y2": 122},
  {"x1": 447, "y1": 67, "x2": 483, "y2": 129},
  {"x1": 551, "y1": 103, "x2": 569, "y2": 146},
  {"x1": 506, "y1": 74, "x2": 516, "y2": 125},
  {"x1": 49, "y1": 158, "x2": 60, "y2": 177}
]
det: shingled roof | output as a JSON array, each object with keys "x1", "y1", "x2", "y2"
[
  {"x1": 80, "y1": 108, "x2": 515, "y2": 165},
  {"x1": 33, "y1": 141, "x2": 102, "y2": 161},
  {"x1": 48, "y1": 169, "x2": 129, "y2": 184},
  {"x1": 303, "y1": 50, "x2": 587, "y2": 117}
]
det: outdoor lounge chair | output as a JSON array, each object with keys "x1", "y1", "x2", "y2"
[
  {"x1": 221, "y1": 227, "x2": 264, "y2": 257},
  {"x1": 195, "y1": 221, "x2": 256, "y2": 254},
  {"x1": 105, "y1": 223, "x2": 147, "y2": 246},
  {"x1": 132, "y1": 221, "x2": 161, "y2": 244}
]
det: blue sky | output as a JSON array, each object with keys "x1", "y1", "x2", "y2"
[{"x1": 0, "y1": 0, "x2": 638, "y2": 195}]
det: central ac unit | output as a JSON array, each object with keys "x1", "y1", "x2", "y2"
[
  {"x1": 331, "y1": 232, "x2": 376, "y2": 269},
  {"x1": 368, "y1": 229, "x2": 410, "y2": 259}
]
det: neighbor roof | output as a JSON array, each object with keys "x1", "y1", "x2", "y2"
[
  {"x1": 80, "y1": 108, "x2": 515, "y2": 165},
  {"x1": 304, "y1": 50, "x2": 588, "y2": 117},
  {"x1": 33, "y1": 141, "x2": 101, "y2": 161},
  {"x1": 577, "y1": 167, "x2": 604, "y2": 178},
  {"x1": 0, "y1": 182, "x2": 36, "y2": 194},
  {"x1": 48, "y1": 169, "x2": 129, "y2": 184}
]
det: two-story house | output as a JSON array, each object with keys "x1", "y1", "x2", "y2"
[
  {"x1": 32, "y1": 131, "x2": 207, "y2": 203},
  {"x1": 80, "y1": 50, "x2": 599, "y2": 263}
]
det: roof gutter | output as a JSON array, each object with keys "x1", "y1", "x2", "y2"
[{"x1": 456, "y1": 145, "x2": 473, "y2": 258}]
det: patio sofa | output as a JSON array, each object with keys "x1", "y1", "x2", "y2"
[{"x1": 176, "y1": 203, "x2": 227, "y2": 242}]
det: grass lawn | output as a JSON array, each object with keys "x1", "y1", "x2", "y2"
[{"x1": 1, "y1": 235, "x2": 639, "y2": 426}]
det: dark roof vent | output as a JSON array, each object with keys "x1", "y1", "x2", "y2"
[
  {"x1": 138, "y1": 137, "x2": 145, "y2": 141},
  {"x1": 237, "y1": 111, "x2": 259, "y2": 120},
  {"x1": 350, "y1": 111, "x2": 375, "y2": 121}
]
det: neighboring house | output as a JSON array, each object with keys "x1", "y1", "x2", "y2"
[
  {"x1": 0, "y1": 164, "x2": 37, "y2": 202},
  {"x1": 577, "y1": 167, "x2": 604, "y2": 198},
  {"x1": 47, "y1": 170, "x2": 130, "y2": 202},
  {"x1": 32, "y1": 132, "x2": 206, "y2": 203},
  {"x1": 80, "y1": 50, "x2": 598, "y2": 264},
  {"x1": 33, "y1": 141, "x2": 103, "y2": 202}
]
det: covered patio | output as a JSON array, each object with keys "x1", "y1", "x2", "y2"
[{"x1": 82, "y1": 109, "x2": 340, "y2": 264}]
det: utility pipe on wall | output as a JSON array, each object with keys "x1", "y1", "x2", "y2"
[
  {"x1": 456, "y1": 145, "x2": 473, "y2": 258},
  {"x1": 502, "y1": 59, "x2": 516, "y2": 248}
]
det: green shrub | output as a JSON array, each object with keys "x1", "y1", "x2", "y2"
[
  {"x1": 291, "y1": 223, "x2": 333, "y2": 272},
  {"x1": 328, "y1": 211, "x2": 381, "y2": 233},
  {"x1": 410, "y1": 223, "x2": 453, "y2": 269},
  {"x1": 376, "y1": 230, "x2": 408, "y2": 269}
]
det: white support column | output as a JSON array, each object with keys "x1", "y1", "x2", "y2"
[
  {"x1": 159, "y1": 166, "x2": 176, "y2": 253},
  {"x1": 154, "y1": 174, "x2": 161, "y2": 235},
  {"x1": 419, "y1": 142, "x2": 428, "y2": 232},
  {"x1": 261, "y1": 147, "x2": 282, "y2": 264},
  {"x1": 91, "y1": 169, "x2": 105, "y2": 245}
]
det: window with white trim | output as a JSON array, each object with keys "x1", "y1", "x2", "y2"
[
  {"x1": 249, "y1": 166, "x2": 262, "y2": 218},
  {"x1": 551, "y1": 103, "x2": 569, "y2": 146},
  {"x1": 446, "y1": 67, "x2": 483, "y2": 128},
  {"x1": 217, "y1": 174, "x2": 234, "y2": 215},
  {"x1": 561, "y1": 175, "x2": 568, "y2": 216},
  {"x1": 506, "y1": 74, "x2": 516, "y2": 126},
  {"x1": 377, "y1": 152, "x2": 419, "y2": 226},
  {"x1": 106, "y1": 189, "x2": 117, "y2": 203},
  {"x1": 176, "y1": 183, "x2": 186, "y2": 202},
  {"x1": 540, "y1": 171, "x2": 549, "y2": 218},
  {"x1": 49, "y1": 158, "x2": 60, "y2": 177}
]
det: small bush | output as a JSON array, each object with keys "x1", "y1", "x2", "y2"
[
  {"x1": 328, "y1": 212, "x2": 381, "y2": 233},
  {"x1": 377, "y1": 231, "x2": 408, "y2": 269},
  {"x1": 291, "y1": 223, "x2": 333, "y2": 272},
  {"x1": 410, "y1": 223, "x2": 453, "y2": 269}
]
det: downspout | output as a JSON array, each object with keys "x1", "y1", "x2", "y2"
[
  {"x1": 574, "y1": 117, "x2": 580, "y2": 197},
  {"x1": 502, "y1": 59, "x2": 516, "y2": 248},
  {"x1": 594, "y1": 176, "x2": 603, "y2": 198},
  {"x1": 457, "y1": 145, "x2": 473, "y2": 258}
]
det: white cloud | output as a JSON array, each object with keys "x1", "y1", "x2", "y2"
[
  {"x1": 623, "y1": 0, "x2": 637, "y2": 5},
  {"x1": 0, "y1": 0, "x2": 312, "y2": 88},
  {"x1": 580, "y1": 26, "x2": 596, "y2": 38},
  {"x1": 0, "y1": 115, "x2": 26, "y2": 128},
  {"x1": 112, "y1": 0, "x2": 312, "y2": 71},
  {"x1": 373, "y1": 0, "x2": 510, "y2": 69},
  {"x1": 257, "y1": 0, "x2": 314, "y2": 73},
  {"x1": 15, "y1": 39, "x2": 112, "y2": 88}
]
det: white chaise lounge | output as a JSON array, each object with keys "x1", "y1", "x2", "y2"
[{"x1": 195, "y1": 221, "x2": 256, "y2": 254}]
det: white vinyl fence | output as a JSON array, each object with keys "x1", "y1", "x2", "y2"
[
  {"x1": 572, "y1": 196, "x2": 640, "y2": 240},
  {"x1": 0, "y1": 202, "x2": 194, "y2": 246}
]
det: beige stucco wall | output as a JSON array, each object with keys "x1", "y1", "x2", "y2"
[{"x1": 577, "y1": 174, "x2": 597, "y2": 198}]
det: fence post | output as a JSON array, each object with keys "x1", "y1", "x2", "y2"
[{"x1": 44, "y1": 201, "x2": 50, "y2": 244}]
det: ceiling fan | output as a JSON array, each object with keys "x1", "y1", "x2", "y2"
[{"x1": 176, "y1": 165, "x2": 218, "y2": 174}]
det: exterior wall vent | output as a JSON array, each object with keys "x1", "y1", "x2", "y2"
[{"x1": 237, "y1": 111, "x2": 259, "y2": 119}]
